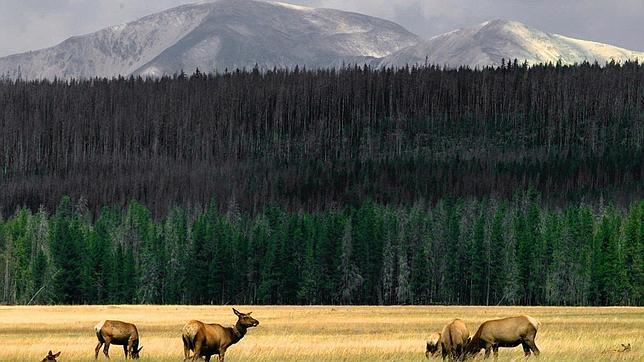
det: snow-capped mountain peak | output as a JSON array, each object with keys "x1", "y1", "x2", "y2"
[
  {"x1": 1, "y1": 4, "x2": 643, "y2": 79},
  {"x1": 0, "y1": 0, "x2": 419, "y2": 79},
  {"x1": 377, "y1": 19, "x2": 644, "y2": 68}
]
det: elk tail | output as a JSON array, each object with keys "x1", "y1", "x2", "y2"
[
  {"x1": 94, "y1": 320, "x2": 105, "y2": 342},
  {"x1": 181, "y1": 328, "x2": 195, "y2": 351},
  {"x1": 444, "y1": 326, "x2": 453, "y2": 357},
  {"x1": 182, "y1": 333, "x2": 191, "y2": 351},
  {"x1": 526, "y1": 315, "x2": 541, "y2": 330}
]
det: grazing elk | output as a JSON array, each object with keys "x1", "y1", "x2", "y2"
[
  {"x1": 426, "y1": 332, "x2": 442, "y2": 358},
  {"x1": 182, "y1": 308, "x2": 259, "y2": 362},
  {"x1": 426, "y1": 319, "x2": 470, "y2": 361},
  {"x1": 41, "y1": 350, "x2": 61, "y2": 361},
  {"x1": 94, "y1": 320, "x2": 143, "y2": 359},
  {"x1": 464, "y1": 315, "x2": 541, "y2": 359}
]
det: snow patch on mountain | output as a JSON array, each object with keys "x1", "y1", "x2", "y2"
[
  {"x1": 274, "y1": 2, "x2": 312, "y2": 11},
  {"x1": 377, "y1": 20, "x2": 644, "y2": 68},
  {"x1": 0, "y1": 0, "x2": 418, "y2": 79},
  {"x1": 2, "y1": 4, "x2": 642, "y2": 79}
]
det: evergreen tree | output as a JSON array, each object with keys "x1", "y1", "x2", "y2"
[
  {"x1": 469, "y1": 204, "x2": 487, "y2": 305},
  {"x1": 622, "y1": 202, "x2": 643, "y2": 305},
  {"x1": 50, "y1": 197, "x2": 84, "y2": 304},
  {"x1": 338, "y1": 221, "x2": 363, "y2": 304}
]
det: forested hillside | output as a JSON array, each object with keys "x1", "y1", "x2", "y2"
[
  {"x1": 0, "y1": 195, "x2": 641, "y2": 306},
  {"x1": 0, "y1": 62, "x2": 642, "y2": 306},
  {"x1": 0, "y1": 61, "x2": 642, "y2": 215}
]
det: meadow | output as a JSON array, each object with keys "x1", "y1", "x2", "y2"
[{"x1": 0, "y1": 305, "x2": 641, "y2": 361}]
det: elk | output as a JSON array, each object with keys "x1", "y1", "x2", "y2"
[
  {"x1": 94, "y1": 320, "x2": 143, "y2": 359},
  {"x1": 182, "y1": 308, "x2": 259, "y2": 362},
  {"x1": 425, "y1": 332, "x2": 442, "y2": 358},
  {"x1": 426, "y1": 319, "x2": 470, "y2": 361},
  {"x1": 464, "y1": 315, "x2": 540, "y2": 359},
  {"x1": 41, "y1": 350, "x2": 61, "y2": 361}
]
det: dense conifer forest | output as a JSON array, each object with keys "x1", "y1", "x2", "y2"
[
  {"x1": 0, "y1": 61, "x2": 642, "y2": 215},
  {"x1": 0, "y1": 195, "x2": 641, "y2": 306},
  {"x1": 0, "y1": 61, "x2": 642, "y2": 305}
]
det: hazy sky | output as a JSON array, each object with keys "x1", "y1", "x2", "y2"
[{"x1": 1, "y1": 0, "x2": 643, "y2": 57}]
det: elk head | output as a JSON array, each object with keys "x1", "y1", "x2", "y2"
[
  {"x1": 233, "y1": 308, "x2": 259, "y2": 328},
  {"x1": 130, "y1": 346, "x2": 143, "y2": 359},
  {"x1": 425, "y1": 332, "x2": 441, "y2": 358},
  {"x1": 41, "y1": 350, "x2": 61, "y2": 362}
]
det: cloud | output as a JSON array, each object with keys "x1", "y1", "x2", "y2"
[
  {"x1": 0, "y1": 0, "x2": 189, "y2": 56},
  {"x1": 0, "y1": 0, "x2": 642, "y2": 57},
  {"x1": 307, "y1": 0, "x2": 644, "y2": 51}
]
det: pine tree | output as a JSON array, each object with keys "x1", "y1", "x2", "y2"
[
  {"x1": 396, "y1": 243, "x2": 411, "y2": 304},
  {"x1": 621, "y1": 201, "x2": 643, "y2": 305},
  {"x1": 162, "y1": 207, "x2": 189, "y2": 304},
  {"x1": 469, "y1": 204, "x2": 487, "y2": 305},
  {"x1": 297, "y1": 235, "x2": 319, "y2": 304},
  {"x1": 544, "y1": 211, "x2": 565, "y2": 305},
  {"x1": 488, "y1": 202, "x2": 507, "y2": 305},
  {"x1": 380, "y1": 226, "x2": 395, "y2": 305},
  {"x1": 338, "y1": 221, "x2": 363, "y2": 304},
  {"x1": 50, "y1": 197, "x2": 84, "y2": 304}
]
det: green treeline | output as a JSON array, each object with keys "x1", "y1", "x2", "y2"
[{"x1": 1, "y1": 194, "x2": 641, "y2": 306}]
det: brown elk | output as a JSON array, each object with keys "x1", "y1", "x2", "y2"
[
  {"x1": 41, "y1": 350, "x2": 61, "y2": 361},
  {"x1": 182, "y1": 308, "x2": 259, "y2": 362},
  {"x1": 94, "y1": 320, "x2": 143, "y2": 359},
  {"x1": 440, "y1": 319, "x2": 470, "y2": 361},
  {"x1": 425, "y1": 332, "x2": 442, "y2": 358},
  {"x1": 426, "y1": 319, "x2": 470, "y2": 361},
  {"x1": 464, "y1": 315, "x2": 541, "y2": 359}
]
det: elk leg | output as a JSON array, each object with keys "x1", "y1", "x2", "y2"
[
  {"x1": 126, "y1": 338, "x2": 136, "y2": 359},
  {"x1": 123, "y1": 345, "x2": 129, "y2": 359},
  {"x1": 218, "y1": 349, "x2": 226, "y2": 362},
  {"x1": 492, "y1": 345, "x2": 499, "y2": 359},
  {"x1": 182, "y1": 335, "x2": 192, "y2": 359},
  {"x1": 192, "y1": 340, "x2": 203, "y2": 361},
  {"x1": 521, "y1": 341, "x2": 532, "y2": 357},
  {"x1": 455, "y1": 344, "x2": 463, "y2": 361},
  {"x1": 95, "y1": 341, "x2": 103, "y2": 359},
  {"x1": 103, "y1": 341, "x2": 111, "y2": 358},
  {"x1": 525, "y1": 339, "x2": 540, "y2": 356},
  {"x1": 483, "y1": 345, "x2": 492, "y2": 359}
]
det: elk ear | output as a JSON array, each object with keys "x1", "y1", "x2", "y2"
[
  {"x1": 48, "y1": 351, "x2": 53, "y2": 355},
  {"x1": 232, "y1": 308, "x2": 241, "y2": 316},
  {"x1": 247, "y1": 311, "x2": 252, "y2": 315},
  {"x1": 137, "y1": 346, "x2": 143, "y2": 353},
  {"x1": 53, "y1": 352, "x2": 61, "y2": 358}
]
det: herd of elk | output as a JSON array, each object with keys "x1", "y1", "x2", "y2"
[
  {"x1": 426, "y1": 315, "x2": 541, "y2": 361},
  {"x1": 41, "y1": 308, "x2": 260, "y2": 361},
  {"x1": 38, "y1": 310, "x2": 547, "y2": 361}
]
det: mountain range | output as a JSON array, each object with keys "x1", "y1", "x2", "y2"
[
  {"x1": 1, "y1": 0, "x2": 642, "y2": 79},
  {"x1": 376, "y1": 19, "x2": 644, "y2": 68}
]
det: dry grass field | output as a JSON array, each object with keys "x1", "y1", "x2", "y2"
[{"x1": 0, "y1": 305, "x2": 641, "y2": 361}]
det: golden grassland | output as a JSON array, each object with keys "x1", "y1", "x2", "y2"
[{"x1": 0, "y1": 305, "x2": 642, "y2": 361}]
